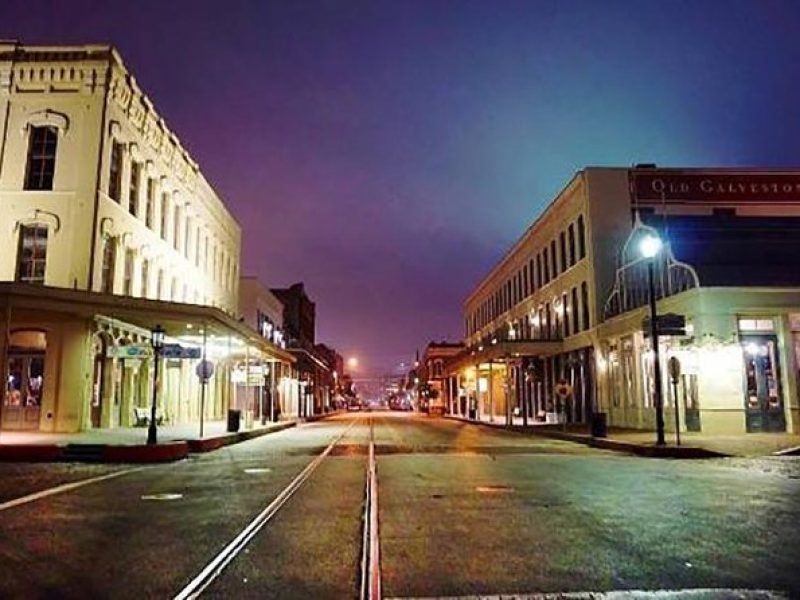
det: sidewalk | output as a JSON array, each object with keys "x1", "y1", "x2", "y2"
[
  {"x1": 447, "y1": 413, "x2": 800, "y2": 458},
  {"x1": 0, "y1": 418, "x2": 301, "y2": 463}
]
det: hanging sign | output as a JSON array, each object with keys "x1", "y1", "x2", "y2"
[
  {"x1": 162, "y1": 344, "x2": 202, "y2": 360},
  {"x1": 107, "y1": 344, "x2": 151, "y2": 359}
]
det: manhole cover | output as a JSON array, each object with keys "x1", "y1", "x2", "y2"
[
  {"x1": 141, "y1": 493, "x2": 183, "y2": 501},
  {"x1": 475, "y1": 485, "x2": 514, "y2": 494},
  {"x1": 244, "y1": 468, "x2": 272, "y2": 474}
]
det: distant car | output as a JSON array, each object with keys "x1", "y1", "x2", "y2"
[{"x1": 347, "y1": 398, "x2": 361, "y2": 411}]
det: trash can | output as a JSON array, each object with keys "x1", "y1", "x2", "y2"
[
  {"x1": 591, "y1": 412, "x2": 607, "y2": 438},
  {"x1": 227, "y1": 409, "x2": 241, "y2": 432}
]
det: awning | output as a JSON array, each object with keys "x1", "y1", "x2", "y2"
[
  {"x1": 0, "y1": 282, "x2": 295, "y2": 364},
  {"x1": 446, "y1": 339, "x2": 563, "y2": 374}
]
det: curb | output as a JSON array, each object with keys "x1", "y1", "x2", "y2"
[
  {"x1": 0, "y1": 444, "x2": 63, "y2": 462},
  {"x1": 186, "y1": 421, "x2": 297, "y2": 453},
  {"x1": 774, "y1": 445, "x2": 800, "y2": 456},
  {"x1": 446, "y1": 415, "x2": 730, "y2": 459},
  {"x1": 101, "y1": 441, "x2": 189, "y2": 463},
  {"x1": 0, "y1": 421, "x2": 301, "y2": 463}
]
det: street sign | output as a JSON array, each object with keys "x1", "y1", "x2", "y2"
[
  {"x1": 555, "y1": 380, "x2": 572, "y2": 398},
  {"x1": 195, "y1": 359, "x2": 215, "y2": 381},
  {"x1": 643, "y1": 313, "x2": 687, "y2": 337},
  {"x1": 668, "y1": 356, "x2": 681, "y2": 383},
  {"x1": 106, "y1": 344, "x2": 151, "y2": 359},
  {"x1": 162, "y1": 344, "x2": 202, "y2": 360}
]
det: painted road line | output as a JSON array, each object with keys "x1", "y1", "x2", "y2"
[
  {"x1": 0, "y1": 466, "x2": 146, "y2": 513},
  {"x1": 173, "y1": 419, "x2": 357, "y2": 600}
]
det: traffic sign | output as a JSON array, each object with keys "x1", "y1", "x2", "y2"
[
  {"x1": 196, "y1": 359, "x2": 215, "y2": 381},
  {"x1": 643, "y1": 313, "x2": 686, "y2": 337}
]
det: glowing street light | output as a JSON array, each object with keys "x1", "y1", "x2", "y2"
[
  {"x1": 639, "y1": 234, "x2": 663, "y2": 259},
  {"x1": 640, "y1": 232, "x2": 666, "y2": 446},
  {"x1": 347, "y1": 356, "x2": 359, "y2": 369}
]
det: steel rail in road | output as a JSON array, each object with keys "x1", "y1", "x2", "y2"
[
  {"x1": 173, "y1": 419, "x2": 358, "y2": 600},
  {"x1": 361, "y1": 415, "x2": 382, "y2": 600}
]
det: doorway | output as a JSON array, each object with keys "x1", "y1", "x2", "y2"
[
  {"x1": 3, "y1": 330, "x2": 46, "y2": 430},
  {"x1": 742, "y1": 334, "x2": 786, "y2": 433}
]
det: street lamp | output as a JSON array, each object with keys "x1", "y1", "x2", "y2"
[
  {"x1": 148, "y1": 324, "x2": 165, "y2": 445},
  {"x1": 639, "y1": 234, "x2": 666, "y2": 446}
]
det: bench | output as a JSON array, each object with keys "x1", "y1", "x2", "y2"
[{"x1": 133, "y1": 406, "x2": 164, "y2": 427}]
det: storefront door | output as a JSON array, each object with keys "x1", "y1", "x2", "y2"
[
  {"x1": 742, "y1": 335, "x2": 786, "y2": 433},
  {"x1": 3, "y1": 352, "x2": 44, "y2": 430}
]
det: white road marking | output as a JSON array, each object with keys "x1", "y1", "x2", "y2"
[
  {"x1": 0, "y1": 467, "x2": 145, "y2": 512},
  {"x1": 173, "y1": 420, "x2": 357, "y2": 600}
]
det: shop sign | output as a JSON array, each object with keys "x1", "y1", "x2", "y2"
[
  {"x1": 631, "y1": 170, "x2": 800, "y2": 204},
  {"x1": 162, "y1": 344, "x2": 202, "y2": 360},
  {"x1": 107, "y1": 344, "x2": 152, "y2": 359}
]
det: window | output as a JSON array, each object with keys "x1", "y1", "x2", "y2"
[
  {"x1": 123, "y1": 248, "x2": 134, "y2": 296},
  {"x1": 550, "y1": 240, "x2": 557, "y2": 277},
  {"x1": 563, "y1": 293, "x2": 569, "y2": 337},
  {"x1": 581, "y1": 281, "x2": 590, "y2": 330},
  {"x1": 170, "y1": 277, "x2": 177, "y2": 301},
  {"x1": 184, "y1": 215, "x2": 191, "y2": 258},
  {"x1": 536, "y1": 253, "x2": 542, "y2": 288},
  {"x1": 560, "y1": 232, "x2": 567, "y2": 273},
  {"x1": 160, "y1": 193, "x2": 169, "y2": 240},
  {"x1": 545, "y1": 302, "x2": 552, "y2": 340},
  {"x1": 523, "y1": 264, "x2": 529, "y2": 297},
  {"x1": 529, "y1": 259, "x2": 535, "y2": 294},
  {"x1": 129, "y1": 162, "x2": 141, "y2": 217},
  {"x1": 577, "y1": 215, "x2": 586, "y2": 259},
  {"x1": 24, "y1": 126, "x2": 58, "y2": 190},
  {"x1": 173, "y1": 204, "x2": 181, "y2": 251},
  {"x1": 571, "y1": 286, "x2": 579, "y2": 335},
  {"x1": 145, "y1": 178, "x2": 155, "y2": 229},
  {"x1": 156, "y1": 269, "x2": 164, "y2": 300},
  {"x1": 109, "y1": 141, "x2": 123, "y2": 202},
  {"x1": 543, "y1": 248, "x2": 549, "y2": 283},
  {"x1": 568, "y1": 224, "x2": 576, "y2": 267},
  {"x1": 100, "y1": 237, "x2": 116, "y2": 294},
  {"x1": 141, "y1": 259, "x2": 149, "y2": 298},
  {"x1": 16, "y1": 225, "x2": 48, "y2": 283},
  {"x1": 195, "y1": 227, "x2": 201, "y2": 267}
]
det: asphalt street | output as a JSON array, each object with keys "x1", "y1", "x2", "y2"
[{"x1": 0, "y1": 412, "x2": 798, "y2": 599}]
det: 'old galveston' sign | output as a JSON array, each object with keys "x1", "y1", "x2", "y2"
[{"x1": 631, "y1": 170, "x2": 800, "y2": 204}]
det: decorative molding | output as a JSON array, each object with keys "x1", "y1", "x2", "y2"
[
  {"x1": 21, "y1": 109, "x2": 70, "y2": 136},
  {"x1": 99, "y1": 216, "x2": 116, "y2": 239},
  {"x1": 14, "y1": 209, "x2": 62, "y2": 233}
]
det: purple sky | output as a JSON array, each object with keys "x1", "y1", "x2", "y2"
[{"x1": 4, "y1": 1, "x2": 800, "y2": 374}]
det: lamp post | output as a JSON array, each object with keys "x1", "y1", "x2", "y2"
[
  {"x1": 148, "y1": 324, "x2": 165, "y2": 445},
  {"x1": 640, "y1": 234, "x2": 666, "y2": 446}
]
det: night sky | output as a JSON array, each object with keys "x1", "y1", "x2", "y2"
[{"x1": 3, "y1": 1, "x2": 800, "y2": 375}]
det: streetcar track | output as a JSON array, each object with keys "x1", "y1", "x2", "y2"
[
  {"x1": 361, "y1": 414, "x2": 382, "y2": 600},
  {"x1": 173, "y1": 419, "x2": 359, "y2": 600}
]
